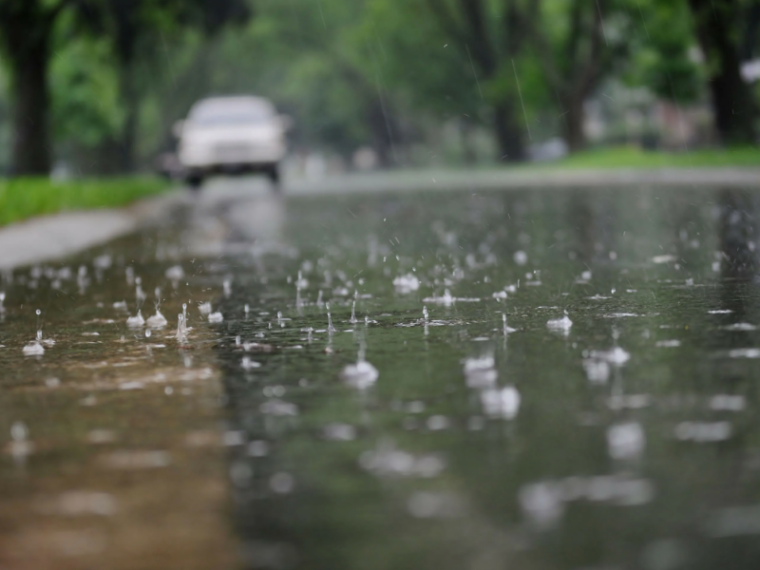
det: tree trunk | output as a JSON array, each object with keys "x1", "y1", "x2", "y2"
[
  {"x1": 493, "y1": 102, "x2": 525, "y2": 162},
  {"x1": 459, "y1": 118, "x2": 477, "y2": 165},
  {"x1": 9, "y1": 30, "x2": 52, "y2": 176},
  {"x1": 687, "y1": 0, "x2": 757, "y2": 145},
  {"x1": 707, "y1": 62, "x2": 756, "y2": 146},
  {"x1": 118, "y1": 63, "x2": 138, "y2": 173},
  {"x1": 563, "y1": 96, "x2": 586, "y2": 152},
  {"x1": 367, "y1": 98, "x2": 398, "y2": 168}
]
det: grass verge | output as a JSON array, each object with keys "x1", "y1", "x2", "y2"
[
  {"x1": 549, "y1": 146, "x2": 760, "y2": 169},
  {"x1": 0, "y1": 177, "x2": 171, "y2": 227}
]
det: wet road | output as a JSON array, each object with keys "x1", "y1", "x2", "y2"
[{"x1": 3, "y1": 178, "x2": 760, "y2": 569}]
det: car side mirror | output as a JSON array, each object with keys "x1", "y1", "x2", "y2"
[
  {"x1": 278, "y1": 114, "x2": 294, "y2": 132},
  {"x1": 172, "y1": 120, "x2": 185, "y2": 138}
]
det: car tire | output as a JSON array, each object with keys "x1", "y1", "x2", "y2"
[
  {"x1": 186, "y1": 174, "x2": 204, "y2": 191},
  {"x1": 266, "y1": 164, "x2": 281, "y2": 191}
]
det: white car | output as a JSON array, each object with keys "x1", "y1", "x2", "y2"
[{"x1": 175, "y1": 96, "x2": 289, "y2": 189}]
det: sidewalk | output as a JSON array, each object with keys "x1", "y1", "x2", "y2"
[
  {"x1": 284, "y1": 167, "x2": 760, "y2": 196},
  {"x1": 0, "y1": 191, "x2": 185, "y2": 270}
]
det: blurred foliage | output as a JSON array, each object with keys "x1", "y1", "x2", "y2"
[
  {"x1": 0, "y1": 0, "x2": 756, "y2": 175},
  {"x1": 685, "y1": 0, "x2": 759, "y2": 144},
  {"x1": 624, "y1": 0, "x2": 703, "y2": 103},
  {"x1": 0, "y1": 0, "x2": 251, "y2": 175},
  {"x1": 51, "y1": 35, "x2": 124, "y2": 149}
]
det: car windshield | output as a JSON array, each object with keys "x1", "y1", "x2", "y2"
[
  {"x1": 190, "y1": 104, "x2": 273, "y2": 126},
  {"x1": 190, "y1": 113, "x2": 271, "y2": 126}
]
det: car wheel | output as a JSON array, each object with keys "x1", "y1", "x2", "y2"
[
  {"x1": 186, "y1": 174, "x2": 204, "y2": 191},
  {"x1": 266, "y1": 164, "x2": 281, "y2": 190}
]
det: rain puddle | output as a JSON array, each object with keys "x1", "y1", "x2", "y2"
[
  {"x1": 0, "y1": 229, "x2": 237, "y2": 569},
  {"x1": 3, "y1": 184, "x2": 760, "y2": 569}
]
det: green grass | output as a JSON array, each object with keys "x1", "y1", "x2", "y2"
[
  {"x1": 548, "y1": 146, "x2": 760, "y2": 169},
  {"x1": 0, "y1": 177, "x2": 171, "y2": 226}
]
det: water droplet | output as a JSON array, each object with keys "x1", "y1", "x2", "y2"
[
  {"x1": 502, "y1": 313, "x2": 516, "y2": 334},
  {"x1": 165, "y1": 265, "x2": 184, "y2": 281},
  {"x1": 607, "y1": 422, "x2": 645, "y2": 459},
  {"x1": 339, "y1": 360, "x2": 378, "y2": 389},
  {"x1": 10, "y1": 421, "x2": 28, "y2": 441},
  {"x1": 514, "y1": 251, "x2": 528, "y2": 265},
  {"x1": 481, "y1": 387, "x2": 521, "y2": 419},
  {"x1": 270, "y1": 472, "x2": 295, "y2": 494},
  {"x1": 393, "y1": 273, "x2": 420, "y2": 293},
  {"x1": 326, "y1": 303, "x2": 335, "y2": 333},
  {"x1": 349, "y1": 301, "x2": 358, "y2": 324},
  {"x1": 547, "y1": 311, "x2": 573, "y2": 333},
  {"x1": 126, "y1": 310, "x2": 145, "y2": 328}
]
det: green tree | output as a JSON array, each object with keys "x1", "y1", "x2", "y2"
[
  {"x1": 418, "y1": 0, "x2": 538, "y2": 161},
  {"x1": 88, "y1": 0, "x2": 251, "y2": 172},
  {"x1": 626, "y1": 0, "x2": 703, "y2": 105},
  {"x1": 213, "y1": 0, "x2": 406, "y2": 166},
  {"x1": 686, "y1": 0, "x2": 758, "y2": 144},
  {"x1": 0, "y1": 0, "x2": 73, "y2": 175},
  {"x1": 0, "y1": 0, "x2": 250, "y2": 177},
  {"x1": 50, "y1": 33, "x2": 125, "y2": 173},
  {"x1": 530, "y1": 0, "x2": 633, "y2": 151},
  {"x1": 364, "y1": 0, "x2": 493, "y2": 163}
]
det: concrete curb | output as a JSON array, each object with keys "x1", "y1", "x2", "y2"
[
  {"x1": 0, "y1": 190, "x2": 186, "y2": 270},
  {"x1": 285, "y1": 167, "x2": 760, "y2": 196}
]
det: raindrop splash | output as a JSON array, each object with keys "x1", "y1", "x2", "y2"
[
  {"x1": 503, "y1": 313, "x2": 517, "y2": 334},
  {"x1": 23, "y1": 310, "x2": 46, "y2": 356},
  {"x1": 339, "y1": 349, "x2": 379, "y2": 389},
  {"x1": 547, "y1": 311, "x2": 573, "y2": 333},
  {"x1": 176, "y1": 314, "x2": 188, "y2": 344},
  {"x1": 481, "y1": 386, "x2": 521, "y2": 419},
  {"x1": 349, "y1": 301, "x2": 358, "y2": 324},
  {"x1": 327, "y1": 303, "x2": 336, "y2": 333},
  {"x1": 146, "y1": 287, "x2": 167, "y2": 328},
  {"x1": 126, "y1": 310, "x2": 145, "y2": 328}
]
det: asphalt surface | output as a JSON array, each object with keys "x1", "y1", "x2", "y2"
[
  {"x1": 4, "y1": 175, "x2": 760, "y2": 569},
  {"x1": 2, "y1": 167, "x2": 759, "y2": 270}
]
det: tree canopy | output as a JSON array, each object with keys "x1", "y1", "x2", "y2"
[{"x1": 0, "y1": 0, "x2": 755, "y2": 176}]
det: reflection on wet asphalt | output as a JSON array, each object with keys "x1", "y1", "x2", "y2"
[
  {"x1": 0, "y1": 206, "x2": 238, "y2": 569},
  {"x1": 4, "y1": 179, "x2": 760, "y2": 569}
]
